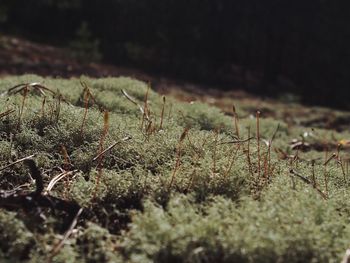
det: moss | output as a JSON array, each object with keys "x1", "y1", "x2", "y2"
[
  {"x1": 0, "y1": 74, "x2": 350, "y2": 262},
  {"x1": 77, "y1": 222, "x2": 122, "y2": 263},
  {"x1": 121, "y1": 190, "x2": 350, "y2": 263},
  {"x1": 0, "y1": 210, "x2": 35, "y2": 260}
]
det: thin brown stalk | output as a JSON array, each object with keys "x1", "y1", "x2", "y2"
[
  {"x1": 168, "y1": 127, "x2": 189, "y2": 190},
  {"x1": 159, "y1": 96, "x2": 166, "y2": 130},
  {"x1": 61, "y1": 145, "x2": 71, "y2": 171},
  {"x1": 60, "y1": 145, "x2": 71, "y2": 197},
  {"x1": 323, "y1": 149, "x2": 330, "y2": 196},
  {"x1": 55, "y1": 95, "x2": 62, "y2": 123},
  {"x1": 47, "y1": 208, "x2": 83, "y2": 263},
  {"x1": 80, "y1": 87, "x2": 90, "y2": 136},
  {"x1": 232, "y1": 104, "x2": 240, "y2": 138},
  {"x1": 217, "y1": 137, "x2": 254, "y2": 145},
  {"x1": 93, "y1": 111, "x2": 109, "y2": 199},
  {"x1": 336, "y1": 144, "x2": 347, "y2": 181},
  {"x1": 167, "y1": 103, "x2": 173, "y2": 120},
  {"x1": 290, "y1": 169, "x2": 327, "y2": 199},
  {"x1": 17, "y1": 85, "x2": 28, "y2": 129},
  {"x1": 41, "y1": 96, "x2": 46, "y2": 117},
  {"x1": 212, "y1": 128, "x2": 219, "y2": 174},
  {"x1": 0, "y1": 109, "x2": 15, "y2": 119},
  {"x1": 245, "y1": 126, "x2": 254, "y2": 178},
  {"x1": 224, "y1": 144, "x2": 241, "y2": 179},
  {"x1": 256, "y1": 111, "x2": 261, "y2": 178},
  {"x1": 311, "y1": 160, "x2": 316, "y2": 188},
  {"x1": 324, "y1": 152, "x2": 337, "y2": 165},
  {"x1": 338, "y1": 157, "x2": 347, "y2": 182}
]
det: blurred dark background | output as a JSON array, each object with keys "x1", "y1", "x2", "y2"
[{"x1": 0, "y1": 0, "x2": 349, "y2": 109}]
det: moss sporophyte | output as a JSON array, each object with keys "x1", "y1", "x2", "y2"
[{"x1": 0, "y1": 75, "x2": 350, "y2": 262}]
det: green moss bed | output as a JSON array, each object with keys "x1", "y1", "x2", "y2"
[{"x1": 0, "y1": 75, "x2": 350, "y2": 262}]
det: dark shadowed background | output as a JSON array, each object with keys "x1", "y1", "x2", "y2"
[{"x1": 0, "y1": 0, "x2": 349, "y2": 109}]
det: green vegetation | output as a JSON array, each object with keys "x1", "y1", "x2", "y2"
[{"x1": 0, "y1": 75, "x2": 350, "y2": 262}]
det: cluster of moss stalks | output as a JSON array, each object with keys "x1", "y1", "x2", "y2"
[{"x1": 0, "y1": 75, "x2": 350, "y2": 262}]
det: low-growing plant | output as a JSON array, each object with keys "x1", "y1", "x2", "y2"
[{"x1": 0, "y1": 75, "x2": 349, "y2": 262}]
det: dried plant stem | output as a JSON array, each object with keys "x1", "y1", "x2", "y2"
[
  {"x1": 323, "y1": 149, "x2": 330, "y2": 196},
  {"x1": 47, "y1": 208, "x2": 83, "y2": 263},
  {"x1": 141, "y1": 85, "x2": 150, "y2": 130},
  {"x1": 218, "y1": 137, "x2": 254, "y2": 145},
  {"x1": 168, "y1": 127, "x2": 189, "y2": 190},
  {"x1": 93, "y1": 111, "x2": 109, "y2": 199},
  {"x1": 256, "y1": 111, "x2": 261, "y2": 178},
  {"x1": 0, "y1": 109, "x2": 15, "y2": 119},
  {"x1": 212, "y1": 129, "x2": 219, "y2": 174},
  {"x1": 61, "y1": 145, "x2": 71, "y2": 170},
  {"x1": 121, "y1": 89, "x2": 146, "y2": 117},
  {"x1": 40, "y1": 96, "x2": 46, "y2": 117},
  {"x1": 265, "y1": 124, "x2": 280, "y2": 179},
  {"x1": 17, "y1": 85, "x2": 28, "y2": 129},
  {"x1": 0, "y1": 154, "x2": 36, "y2": 172},
  {"x1": 92, "y1": 136, "x2": 132, "y2": 161},
  {"x1": 324, "y1": 152, "x2": 337, "y2": 165},
  {"x1": 159, "y1": 96, "x2": 166, "y2": 130},
  {"x1": 311, "y1": 160, "x2": 316, "y2": 187},
  {"x1": 290, "y1": 169, "x2": 327, "y2": 200},
  {"x1": 80, "y1": 88, "x2": 90, "y2": 136},
  {"x1": 336, "y1": 144, "x2": 347, "y2": 181},
  {"x1": 45, "y1": 170, "x2": 78, "y2": 194},
  {"x1": 245, "y1": 126, "x2": 254, "y2": 178},
  {"x1": 55, "y1": 95, "x2": 62, "y2": 123},
  {"x1": 338, "y1": 158, "x2": 347, "y2": 182},
  {"x1": 167, "y1": 103, "x2": 173, "y2": 120},
  {"x1": 232, "y1": 105, "x2": 240, "y2": 138},
  {"x1": 224, "y1": 144, "x2": 241, "y2": 178}
]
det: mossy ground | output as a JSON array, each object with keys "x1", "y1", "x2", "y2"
[{"x1": 0, "y1": 75, "x2": 350, "y2": 262}]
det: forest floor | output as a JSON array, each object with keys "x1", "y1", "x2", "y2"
[
  {"x1": 1, "y1": 34, "x2": 350, "y2": 133},
  {"x1": 1, "y1": 34, "x2": 350, "y2": 262}
]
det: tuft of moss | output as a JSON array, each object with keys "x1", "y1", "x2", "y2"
[{"x1": 1, "y1": 74, "x2": 350, "y2": 262}]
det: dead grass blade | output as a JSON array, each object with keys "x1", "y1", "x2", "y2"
[
  {"x1": 3, "y1": 82, "x2": 72, "y2": 104},
  {"x1": 218, "y1": 137, "x2": 254, "y2": 145},
  {"x1": 92, "y1": 136, "x2": 132, "y2": 161},
  {"x1": 47, "y1": 207, "x2": 83, "y2": 263},
  {"x1": 121, "y1": 89, "x2": 147, "y2": 118},
  {"x1": 0, "y1": 109, "x2": 15, "y2": 119},
  {"x1": 0, "y1": 154, "x2": 36, "y2": 172},
  {"x1": 45, "y1": 170, "x2": 78, "y2": 195},
  {"x1": 290, "y1": 169, "x2": 327, "y2": 199}
]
